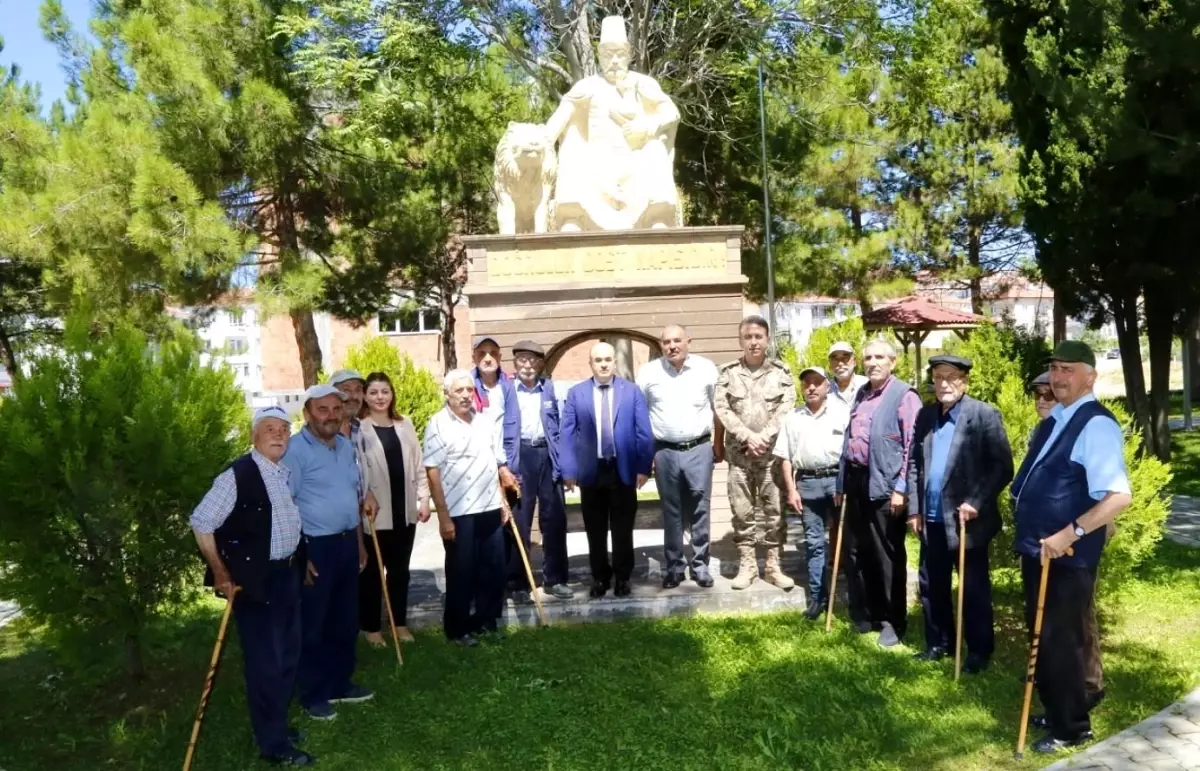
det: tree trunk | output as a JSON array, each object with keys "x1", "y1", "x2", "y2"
[
  {"x1": 560, "y1": 0, "x2": 596, "y2": 82},
  {"x1": 1053, "y1": 295, "x2": 1067, "y2": 344},
  {"x1": 1113, "y1": 294, "x2": 1152, "y2": 449},
  {"x1": 124, "y1": 632, "x2": 145, "y2": 680},
  {"x1": 968, "y1": 223, "x2": 984, "y2": 315},
  {"x1": 290, "y1": 309, "x2": 323, "y2": 388},
  {"x1": 441, "y1": 294, "x2": 458, "y2": 372},
  {"x1": 0, "y1": 325, "x2": 18, "y2": 380},
  {"x1": 1143, "y1": 292, "x2": 1174, "y2": 461},
  {"x1": 1188, "y1": 311, "x2": 1200, "y2": 400}
]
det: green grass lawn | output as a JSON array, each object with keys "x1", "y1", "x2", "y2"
[{"x1": 2, "y1": 541, "x2": 1198, "y2": 771}]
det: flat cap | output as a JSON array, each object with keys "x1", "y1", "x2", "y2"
[
  {"x1": 799, "y1": 365, "x2": 828, "y2": 380},
  {"x1": 512, "y1": 339, "x2": 545, "y2": 357},
  {"x1": 303, "y1": 383, "x2": 347, "y2": 403},
  {"x1": 928, "y1": 354, "x2": 973, "y2": 373},
  {"x1": 472, "y1": 334, "x2": 500, "y2": 350},
  {"x1": 328, "y1": 368, "x2": 365, "y2": 387},
  {"x1": 828, "y1": 341, "x2": 855, "y2": 356},
  {"x1": 1049, "y1": 340, "x2": 1096, "y2": 367},
  {"x1": 252, "y1": 405, "x2": 290, "y2": 429},
  {"x1": 1031, "y1": 371, "x2": 1051, "y2": 387}
]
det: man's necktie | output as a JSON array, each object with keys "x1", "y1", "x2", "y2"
[{"x1": 599, "y1": 383, "x2": 616, "y2": 460}]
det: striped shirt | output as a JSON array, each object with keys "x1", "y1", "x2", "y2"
[
  {"x1": 422, "y1": 406, "x2": 504, "y2": 518},
  {"x1": 190, "y1": 450, "x2": 302, "y2": 560}
]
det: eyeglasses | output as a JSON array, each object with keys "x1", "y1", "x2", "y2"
[{"x1": 1035, "y1": 389, "x2": 1055, "y2": 402}]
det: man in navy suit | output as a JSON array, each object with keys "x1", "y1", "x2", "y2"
[
  {"x1": 561, "y1": 342, "x2": 654, "y2": 598},
  {"x1": 510, "y1": 339, "x2": 573, "y2": 601}
]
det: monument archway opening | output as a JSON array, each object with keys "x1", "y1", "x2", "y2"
[{"x1": 545, "y1": 329, "x2": 660, "y2": 381}]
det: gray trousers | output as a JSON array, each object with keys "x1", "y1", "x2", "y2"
[{"x1": 656, "y1": 441, "x2": 713, "y2": 577}]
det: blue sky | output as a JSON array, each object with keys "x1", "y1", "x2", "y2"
[{"x1": 0, "y1": 0, "x2": 93, "y2": 111}]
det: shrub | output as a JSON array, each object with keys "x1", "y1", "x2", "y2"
[
  {"x1": 780, "y1": 317, "x2": 915, "y2": 384},
  {"x1": 342, "y1": 335, "x2": 443, "y2": 438},
  {"x1": 0, "y1": 322, "x2": 248, "y2": 677}
]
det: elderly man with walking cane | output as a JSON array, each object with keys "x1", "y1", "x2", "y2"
[
  {"x1": 906, "y1": 355, "x2": 1013, "y2": 676},
  {"x1": 190, "y1": 406, "x2": 311, "y2": 766},
  {"x1": 1011, "y1": 341, "x2": 1131, "y2": 755}
]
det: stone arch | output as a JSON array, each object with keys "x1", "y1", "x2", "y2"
[{"x1": 544, "y1": 328, "x2": 661, "y2": 379}]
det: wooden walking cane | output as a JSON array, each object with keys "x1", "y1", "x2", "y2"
[
  {"x1": 1016, "y1": 546, "x2": 1072, "y2": 759},
  {"x1": 825, "y1": 496, "x2": 849, "y2": 633},
  {"x1": 509, "y1": 510, "x2": 549, "y2": 627},
  {"x1": 368, "y1": 524, "x2": 404, "y2": 666},
  {"x1": 955, "y1": 517, "x2": 967, "y2": 681},
  {"x1": 182, "y1": 588, "x2": 239, "y2": 771}
]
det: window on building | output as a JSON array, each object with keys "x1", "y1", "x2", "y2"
[
  {"x1": 379, "y1": 306, "x2": 443, "y2": 334},
  {"x1": 227, "y1": 307, "x2": 246, "y2": 326},
  {"x1": 227, "y1": 337, "x2": 248, "y2": 355}
]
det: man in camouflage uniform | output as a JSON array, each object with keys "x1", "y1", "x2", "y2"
[{"x1": 714, "y1": 315, "x2": 796, "y2": 590}]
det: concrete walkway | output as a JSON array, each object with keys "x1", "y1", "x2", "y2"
[{"x1": 1041, "y1": 493, "x2": 1200, "y2": 770}]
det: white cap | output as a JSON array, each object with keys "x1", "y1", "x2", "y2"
[
  {"x1": 828, "y1": 341, "x2": 855, "y2": 356},
  {"x1": 303, "y1": 384, "x2": 347, "y2": 403},
  {"x1": 328, "y1": 368, "x2": 365, "y2": 387},
  {"x1": 599, "y1": 16, "x2": 628, "y2": 46},
  {"x1": 252, "y1": 405, "x2": 290, "y2": 430},
  {"x1": 799, "y1": 365, "x2": 828, "y2": 380}
]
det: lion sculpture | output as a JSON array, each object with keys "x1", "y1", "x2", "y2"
[{"x1": 494, "y1": 121, "x2": 556, "y2": 235}]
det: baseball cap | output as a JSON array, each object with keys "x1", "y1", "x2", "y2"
[
  {"x1": 472, "y1": 335, "x2": 500, "y2": 350},
  {"x1": 328, "y1": 368, "x2": 365, "y2": 387},
  {"x1": 303, "y1": 384, "x2": 347, "y2": 403},
  {"x1": 1048, "y1": 340, "x2": 1096, "y2": 368},
  {"x1": 252, "y1": 405, "x2": 290, "y2": 430},
  {"x1": 799, "y1": 365, "x2": 828, "y2": 380},
  {"x1": 828, "y1": 341, "x2": 854, "y2": 356}
]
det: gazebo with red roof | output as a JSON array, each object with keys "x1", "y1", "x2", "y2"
[{"x1": 860, "y1": 295, "x2": 987, "y2": 379}]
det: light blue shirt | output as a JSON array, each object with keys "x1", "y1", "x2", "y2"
[
  {"x1": 281, "y1": 427, "x2": 362, "y2": 536},
  {"x1": 924, "y1": 401, "x2": 960, "y2": 522},
  {"x1": 1030, "y1": 394, "x2": 1131, "y2": 500},
  {"x1": 516, "y1": 381, "x2": 546, "y2": 443}
]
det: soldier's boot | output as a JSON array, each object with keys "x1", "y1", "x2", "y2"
[
  {"x1": 731, "y1": 546, "x2": 758, "y2": 590},
  {"x1": 763, "y1": 547, "x2": 795, "y2": 590}
]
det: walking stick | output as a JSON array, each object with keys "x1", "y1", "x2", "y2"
[
  {"x1": 825, "y1": 496, "x2": 849, "y2": 633},
  {"x1": 368, "y1": 524, "x2": 403, "y2": 666},
  {"x1": 509, "y1": 513, "x2": 548, "y2": 627},
  {"x1": 182, "y1": 588, "x2": 239, "y2": 771},
  {"x1": 955, "y1": 517, "x2": 967, "y2": 681},
  {"x1": 1016, "y1": 547, "x2": 1072, "y2": 759}
]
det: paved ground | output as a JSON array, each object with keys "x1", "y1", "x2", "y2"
[
  {"x1": 1167, "y1": 494, "x2": 1200, "y2": 548},
  {"x1": 0, "y1": 600, "x2": 18, "y2": 629}
]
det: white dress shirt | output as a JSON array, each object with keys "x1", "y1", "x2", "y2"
[
  {"x1": 516, "y1": 380, "x2": 546, "y2": 444},
  {"x1": 635, "y1": 354, "x2": 718, "y2": 443},
  {"x1": 592, "y1": 379, "x2": 616, "y2": 458},
  {"x1": 773, "y1": 398, "x2": 851, "y2": 471}
]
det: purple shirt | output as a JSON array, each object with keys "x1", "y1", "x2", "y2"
[{"x1": 844, "y1": 375, "x2": 922, "y2": 493}]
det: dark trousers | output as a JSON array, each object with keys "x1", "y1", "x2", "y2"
[
  {"x1": 580, "y1": 461, "x2": 637, "y2": 584},
  {"x1": 1084, "y1": 597, "x2": 1104, "y2": 698},
  {"x1": 234, "y1": 557, "x2": 302, "y2": 756},
  {"x1": 656, "y1": 441, "x2": 713, "y2": 578},
  {"x1": 1022, "y1": 556, "x2": 1097, "y2": 740},
  {"x1": 443, "y1": 508, "x2": 505, "y2": 640},
  {"x1": 798, "y1": 474, "x2": 837, "y2": 604},
  {"x1": 298, "y1": 531, "x2": 360, "y2": 709},
  {"x1": 511, "y1": 442, "x2": 569, "y2": 586},
  {"x1": 845, "y1": 465, "x2": 908, "y2": 637},
  {"x1": 918, "y1": 524, "x2": 994, "y2": 656},
  {"x1": 359, "y1": 524, "x2": 416, "y2": 631}
]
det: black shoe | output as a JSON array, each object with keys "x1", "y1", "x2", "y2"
[
  {"x1": 451, "y1": 634, "x2": 479, "y2": 648},
  {"x1": 1029, "y1": 714, "x2": 1050, "y2": 730},
  {"x1": 261, "y1": 747, "x2": 316, "y2": 766},
  {"x1": 1032, "y1": 732, "x2": 1093, "y2": 754},
  {"x1": 963, "y1": 653, "x2": 990, "y2": 674},
  {"x1": 614, "y1": 580, "x2": 632, "y2": 597},
  {"x1": 803, "y1": 601, "x2": 823, "y2": 620},
  {"x1": 1087, "y1": 689, "x2": 1106, "y2": 710},
  {"x1": 662, "y1": 574, "x2": 683, "y2": 589},
  {"x1": 589, "y1": 581, "x2": 609, "y2": 599},
  {"x1": 691, "y1": 572, "x2": 714, "y2": 588},
  {"x1": 287, "y1": 727, "x2": 306, "y2": 746},
  {"x1": 913, "y1": 646, "x2": 949, "y2": 662},
  {"x1": 511, "y1": 590, "x2": 533, "y2": 605},
  {"x1": 852, "y1": 620, "x2": 873, "y2": 634}
]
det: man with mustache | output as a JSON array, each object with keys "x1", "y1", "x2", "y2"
[
  {"x1": 906, "y1": 355, "x2": 1013, "y2": 674},
  {"x1": 282, "y1": 385, "x2": 374, "y2": 721},
  {"x1": 192, "y1": 406, "x2": 311, "y2": 766},
  {"x1": 714, "y1": 316, "x2": 796, "y2": 590},
  {"x1": 1014, "y1": 343, "x2": 1130, "y2": 754},
  {"x1": 827, "y1": 341, "x2": 869, "y2": 408},
  {"x1": 330, "y1": 368, "x2": 379, "y2": 525},
  {"x1": 834, "y1": 338, "x2": 921, "y2": 647},
  {"x1": 636, "y1": 324, "x2": 720, "y2": 589}
]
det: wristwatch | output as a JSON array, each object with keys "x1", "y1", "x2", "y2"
[{"x1": 1072, "y1": 519, "x2": 1087, "y2": 539}]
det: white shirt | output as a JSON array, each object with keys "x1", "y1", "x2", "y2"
[
  {"x1": 773, "y1": 398, "x2": 850, "y2": 471},
  {"x1": 635, "y1": 354, "x2": 718, "y2": 443},
  {"x1": 422, "y1": 407, "x2": 505, "y2": 518},
  {"x1": 592, "y1": 379, "x2": 617, "y2": 458},
  {"x1": 515, "y1": 380, "x2": 546, "y2": 443},
  {"x1": 829, "y1": 374, "x2": 869, "y2": 408}
]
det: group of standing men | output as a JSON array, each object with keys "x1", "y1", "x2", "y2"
[{"x1": 192, "y1": 308, "x2": 1132, "y2": 763}]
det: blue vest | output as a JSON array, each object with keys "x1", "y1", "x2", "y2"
[
  {"x1": 204, "y1": 455, "x2": 275, "y2": 602},
  {"x1": 1012, "y1": 401, "x2": 1114, "y2": 568},
  {"x1": 864, "y1": 377, "x2": 917, "y2": 500}
]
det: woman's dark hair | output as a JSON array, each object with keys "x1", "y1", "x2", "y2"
[{"x1": 362, "y1": 372, "x2": 400, "y2": 420}]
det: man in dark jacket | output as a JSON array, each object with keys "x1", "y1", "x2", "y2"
[{"x1": 906, "y1": 355, "x2": 1014, "y2": 674}]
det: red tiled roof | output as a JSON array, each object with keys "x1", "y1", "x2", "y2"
[{"x1": 861, "y1": 295, "x2": 986, "y2": 328}]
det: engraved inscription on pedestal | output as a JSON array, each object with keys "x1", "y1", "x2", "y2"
[{"x1": 485, "y1": 240, "x2": 727, "y2": 286}]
